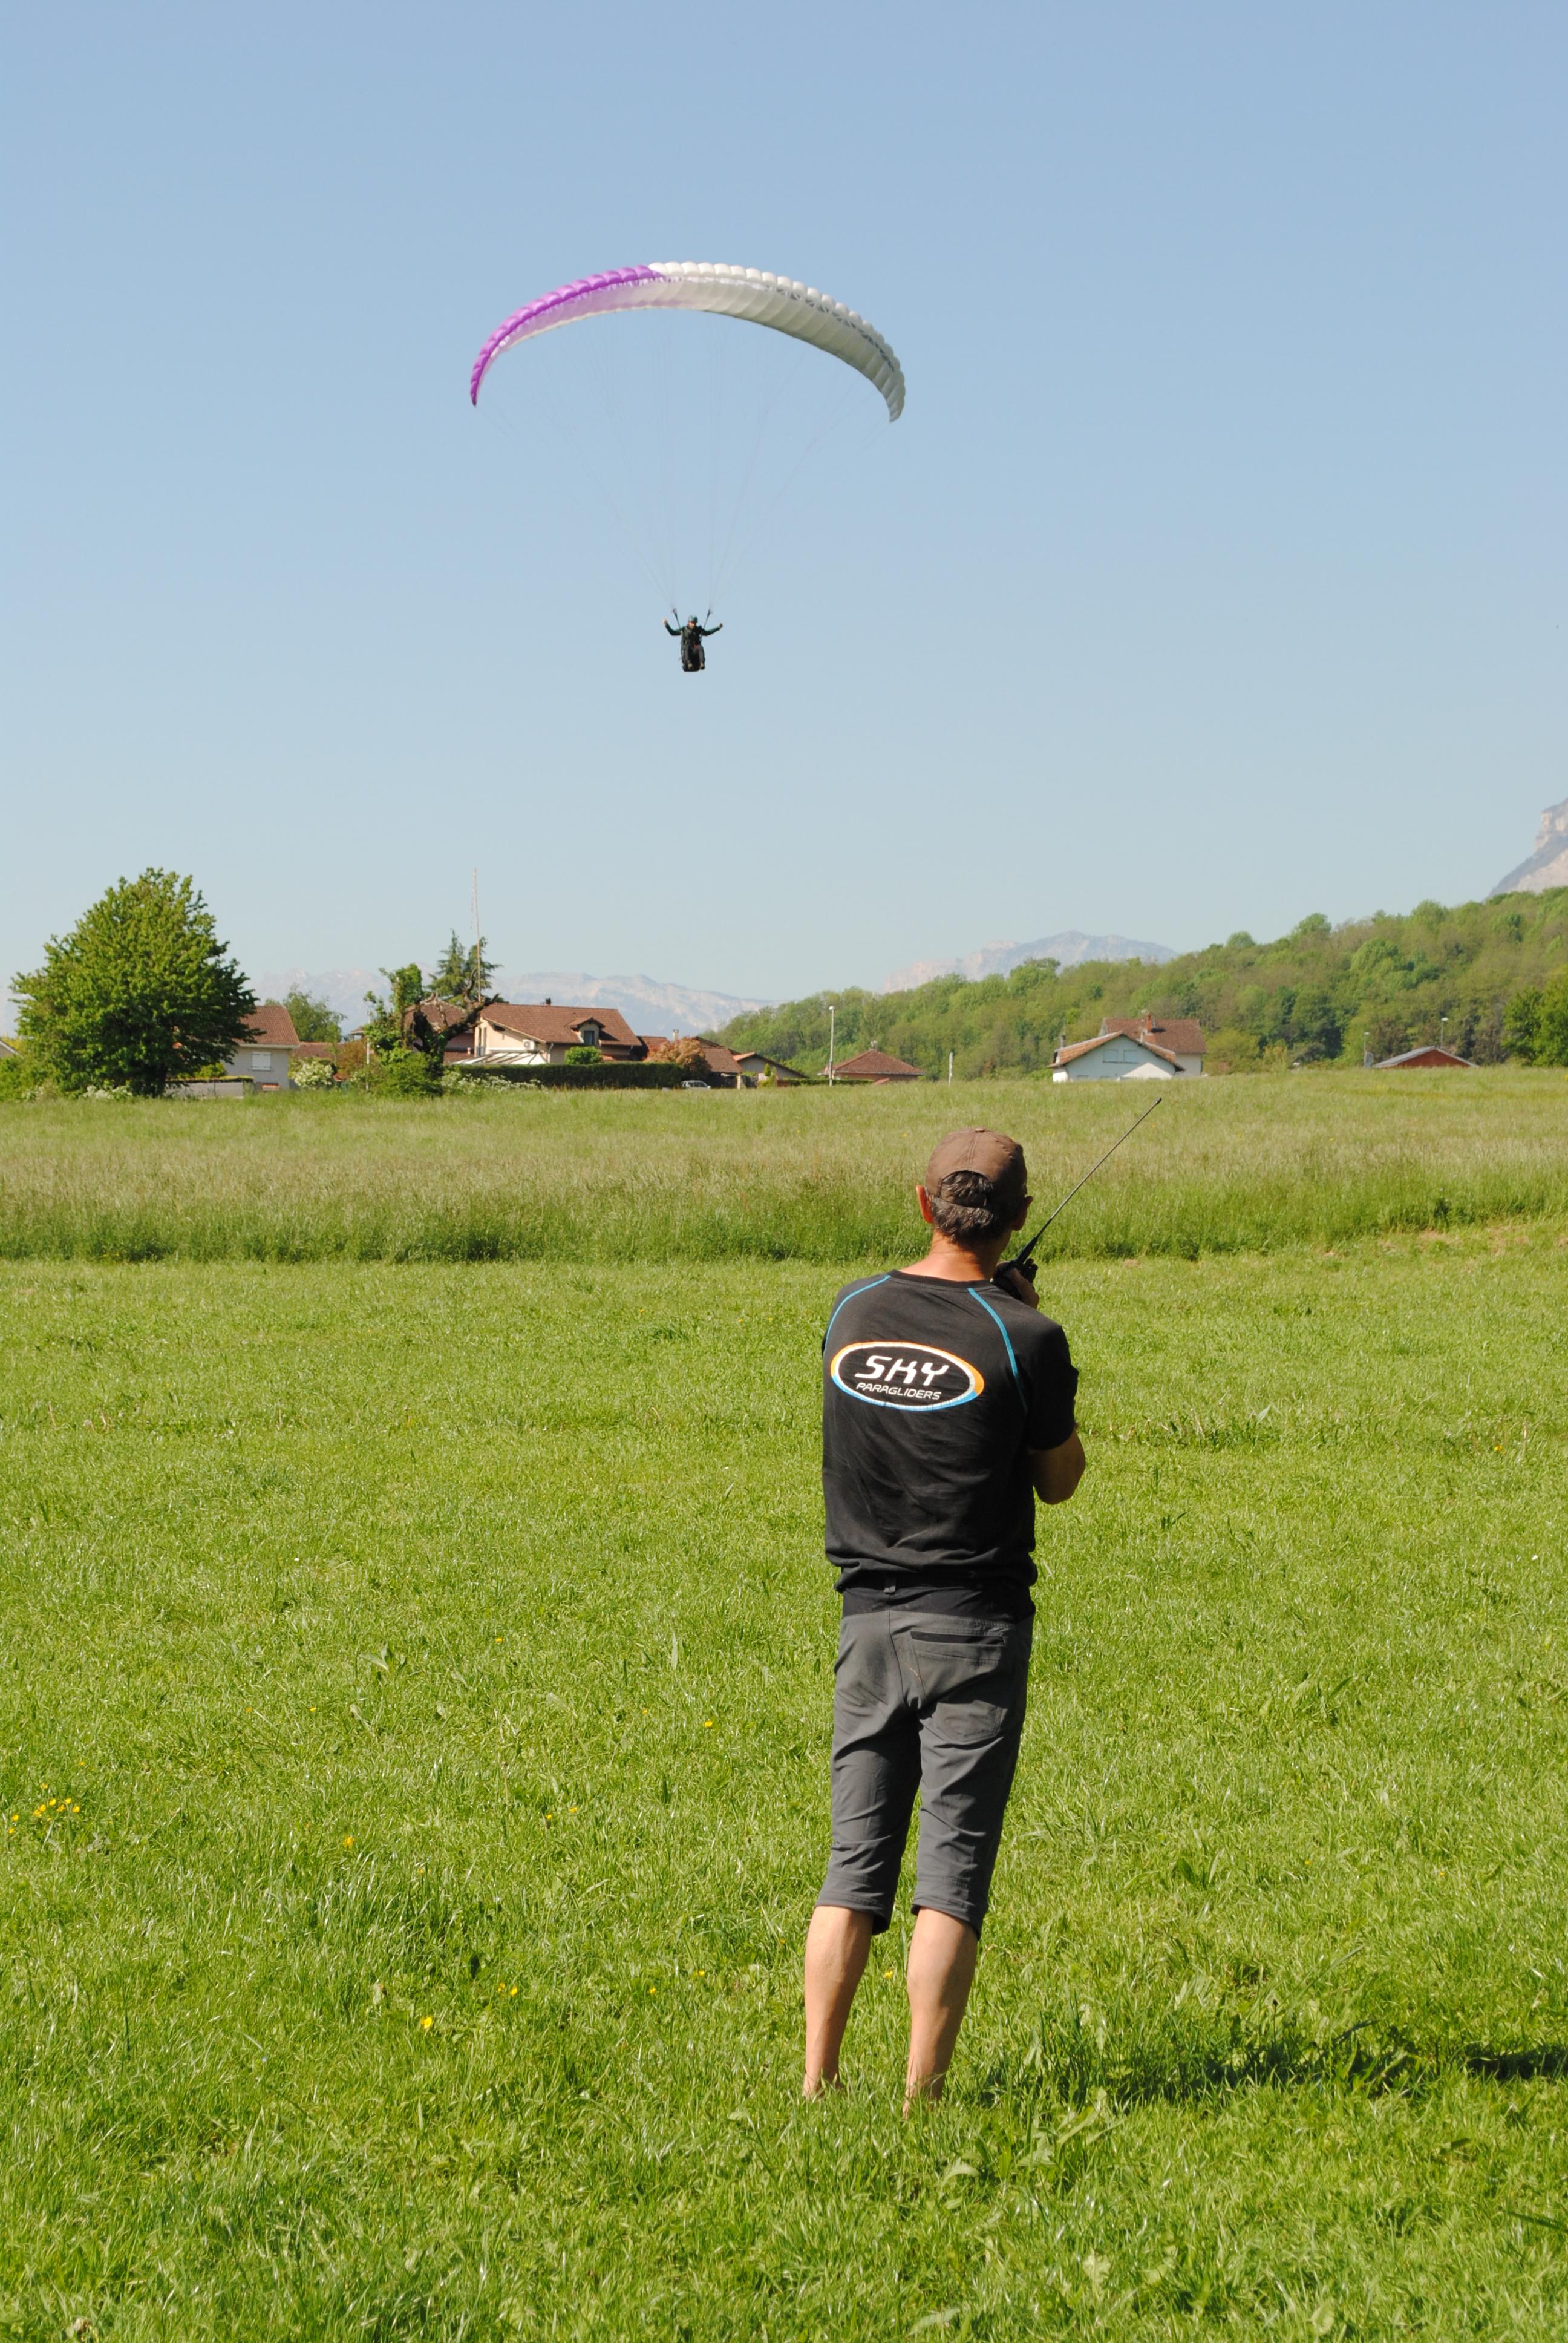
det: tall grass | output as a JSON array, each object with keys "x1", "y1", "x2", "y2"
[
  {"x1": 1, "y1": 1071, "x2": 1565, "y2": 1262},
  {"x1": 2, "y1": 1238, "x2": 1567, "y2": 2333}
]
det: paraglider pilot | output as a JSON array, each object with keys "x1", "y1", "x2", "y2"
[{"x1": 666, "y1": 614, "x2": 722, "y2": 673}]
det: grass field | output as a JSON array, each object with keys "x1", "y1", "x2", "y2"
[
  {"x1": 2, "y1": 1070, "x2": 1567, "y2": 1263},
  {"x1": 2, "y1": 1120, "x2": 1566, "y2": 2336}
]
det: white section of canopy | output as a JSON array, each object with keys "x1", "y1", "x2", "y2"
[
  {"x1": 643, "y1": 265, "x2": 904, "y2": 421},
  {"x1": 479, "y1": 264, "x2": 906, "y2": 421}
]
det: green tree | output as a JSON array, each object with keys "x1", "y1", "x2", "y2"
[
  {"x1": 13, "y1": 869, "x2": 255, "y2": 1096},
  {"x1": 429, "y1": 931, "x2": 497, "y2": 1006},
  {"x1": 370, "y1": 1046, "x2": 440, "y2": 1097},
  {"x1": 1365, "y1": 1012, "x2": 1411, "y2": 1063},
  {"x1": 281, "y1": 988, "x2": 341, "y2": 1044},
  {"x1": 1287, "y1": 986, "x2": 1343, "y2": 1061},
  {"x1": 382, "y1": 964, "x2": 425, "y2": 1018},
  {"x1": 362, "y1": 964, "x2": 424, "y2": 1051},
  {"x1": 719, "y1": 891, "x2": 1568, "y2": 1080},
  {"x1": 1536, "y1": 969, "x2": 1568, "y2": 1067},
  {"x1": 1503, "y1": 986, "x2": 1543, "y2": 1063}
]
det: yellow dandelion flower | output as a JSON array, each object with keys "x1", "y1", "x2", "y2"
[
  {"x1": 509, "y1": 1985, "x2": 517, "y2": 1997},
  {"x1": 702, "y1": 1720, "x2": 714, "y2": 1728},
  {"x1": 420, "y1": 2015, "x2": 434, "y2": 2030},
  {"x1": 342, "y1": 1835, "x2": 354, "y2": 1849}
]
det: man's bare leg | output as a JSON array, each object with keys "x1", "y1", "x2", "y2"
[
  {"x1": 903, "y1": 1907, "x2": 979, "y2": 2109},
  {"x1": 803, "y1": 1905, "x2": 874, "y2": 2096}
]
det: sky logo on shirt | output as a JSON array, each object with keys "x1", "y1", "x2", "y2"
[{"x1": 829, "y1": 1341, "x2": 984, "y2": 1412}]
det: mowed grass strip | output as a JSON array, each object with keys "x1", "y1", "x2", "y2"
[
  {"x1": 2, "y1": 1070, "x2": 1567, "y2": 1263},
  {"x1": 1, "y1": 1231, "x2": 1566, "y2": 2337}
]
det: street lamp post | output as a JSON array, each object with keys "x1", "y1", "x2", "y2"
[{"x1": 828, "y1": 1004, "x2": 836, "y2": 1086}]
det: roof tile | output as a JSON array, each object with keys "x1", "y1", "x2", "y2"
[
  {"x1": 828, "y1": 1047, "x2": 924, "y2": 1080},
  {"x1": 243, "y1": 1003, "x2": 301, "y2": 1047}
]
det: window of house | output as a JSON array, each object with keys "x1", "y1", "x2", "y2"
[{"x1": 251, "y1": 1051, "x2": 272, "y2": 1070}]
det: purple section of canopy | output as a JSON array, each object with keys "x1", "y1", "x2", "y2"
[{"x1": 469, "y1": 267, "x2": 666, "y2": 404}]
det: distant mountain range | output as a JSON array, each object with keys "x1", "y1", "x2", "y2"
[
  {"x1": 882, "y1": 931, "x2": 1175, "y2": 994},
  {"x1": 253, "y1": 966, "x2": 771, "y2": 1035},
  {"x1": 253, "y1": 944, "x2": 1181, "y2": 1032},
  {"x1": 253, "y1": 969, "x2": 384, "y2": 1026},
  {"x1": 497, "y1": 972, "x2": 772, "y2": 1034}
]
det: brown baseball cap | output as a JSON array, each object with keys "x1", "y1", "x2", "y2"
[{"x1": 924, "y1": 1127, "x2": 1028, "y2": 1213}]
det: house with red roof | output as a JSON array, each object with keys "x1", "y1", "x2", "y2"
[
  {"x1": 1374, "y1": 1044, "x2": 1475, "y2": 1070},
  {"x1": 826, "y1": 1047, "x2": 924, "y2": 1083},
  {"x1": 468, "y1": 1000, "x2": 646, "y2": 1066},
  {"x1": 728, "y1": 1046, "x2": 808, "y2": 1085},
  {"x1": 218, "y1": 1002, "x2": 310, "y2": 1090},
  {"x1": 1052, "y1": 1015, "x2": 1206, "y2": 1083}
]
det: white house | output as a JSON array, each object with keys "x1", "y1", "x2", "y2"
[
  {"x1": 469, "y1": 1001, "x2": 644, "y2": 1066},
  {"x1": 728, "y1": 1047, "x2": 807, "y2": 1085},
  {"x1": 1053, "y1": 1016, "x2": 1206, "y2": 1083},
  {"x1": 167, "y1": 1003, "x2": 327, "y2": 1096},
  {"x1": 222, "y1": 1002, "x2": 307, "y2": 1090}
]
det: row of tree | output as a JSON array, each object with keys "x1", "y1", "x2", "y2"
[
  {"x1": 718, "y1": 893, "x2": 1568, "y2": 1076},
  {"x1": 4, "y1": 871, "x2": 504, "y2": 1097},
  {"x1": 11, "y1": 871, "x2": 1568, "y2": 1098}
]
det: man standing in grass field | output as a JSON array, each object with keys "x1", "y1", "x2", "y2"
[{"x1": 804, "y1": 1127, "x2": 1086, "y2": 2108}]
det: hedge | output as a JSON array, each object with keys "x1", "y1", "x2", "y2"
[{"x1": 449, "y1": 1062, "x2": 694, "y2": 1090}]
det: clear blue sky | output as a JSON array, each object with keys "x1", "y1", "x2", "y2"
[{"x1": 4, "y1": 1, "x2": 1563, "y2": 1001}]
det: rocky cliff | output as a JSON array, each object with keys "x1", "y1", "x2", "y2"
[{"x1": 1491, "y1": 797, "x2": 1568, "y2": 897}]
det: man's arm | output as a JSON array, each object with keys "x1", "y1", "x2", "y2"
[{"x1": 1030, "y1": 1429, "x2": 1085, "y2": 1505}]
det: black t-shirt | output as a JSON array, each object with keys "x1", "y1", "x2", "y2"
[{"x1": 821, "y1": 1270, "x2": 1079, "y2": 1619}]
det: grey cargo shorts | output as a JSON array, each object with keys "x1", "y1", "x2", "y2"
[{"x1": 817, "y1": 1607, "x2": 1033, "y2": 1939}]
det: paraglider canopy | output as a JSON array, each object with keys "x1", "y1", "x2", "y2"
[{"x1": 470, "y1": 263, "x2": 905, "y2": 420}]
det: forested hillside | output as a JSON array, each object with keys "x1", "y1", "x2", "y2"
[{"x1": 719, "y1": 891, "x2": 1568, "y2": 1076}]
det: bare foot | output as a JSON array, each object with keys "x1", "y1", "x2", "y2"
[{"x1": 802, "y1": 2073, "x2": 846, "y2": 2101}]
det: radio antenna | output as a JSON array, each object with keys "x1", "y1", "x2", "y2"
[{"x1": 1002, "y1": 1095, "x2": 1164, "y2": 1274}]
